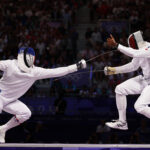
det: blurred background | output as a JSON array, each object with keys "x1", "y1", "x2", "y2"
[{"x1": 0, "y1": 0, "x2": 150, "y2": 144}]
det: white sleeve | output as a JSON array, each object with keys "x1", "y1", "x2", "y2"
[
  {"x1": 115, "y1": 58, "x2": 139, "y2": 74},
  {"x1": 0, "y1": 60, "x2": 10, "y2": 71},
  {"x1": 118, "y1": 44, "x2": 150, "y2": 58},
  {"x1": 33, "y1": 64, "x2": 77, "y2": 80}
]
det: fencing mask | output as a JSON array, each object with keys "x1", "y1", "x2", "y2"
[
  {"x1": 17, "y1": 47, "x2": 35, "y2": 73},
  {"x1": 128, "y1": 31, "x2": 149, "y2": 49}
]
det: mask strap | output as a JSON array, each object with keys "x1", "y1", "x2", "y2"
[{"x1": 129, "y1": 34, "x2": 138, "y2": 49}]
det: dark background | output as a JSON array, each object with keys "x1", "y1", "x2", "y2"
[{"x1": 0, "y1": 0, "x2": 150, "y2": 144}]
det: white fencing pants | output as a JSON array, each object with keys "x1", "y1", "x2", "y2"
[
  {"x1": 115, "y1": 75, "x2": 148, "y2": 121},
  {"x1": 1, "y1": 100, "x2": 31, "y2": 132},
  {"x1": 134, "y1": 85, "x2": 150, "y2": 118}
]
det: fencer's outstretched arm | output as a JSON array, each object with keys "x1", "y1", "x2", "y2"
[
  {"x1": 34, "y1": 59, "x2": 86, "y2": 80},
  {"x1": 117, "y1": 44, "x2": 150, "y2": 58},
  {"x1": 104, "y1": 58, "x2": 140, "y2": 75},
  {"x1": 107, "y1": 34, "x2": 150, "y2": 58},
  {"x1": 115, "y1": 58, "x2": 140, "y2": 73}
]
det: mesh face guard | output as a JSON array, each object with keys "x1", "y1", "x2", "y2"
[
  {"x1": 23, "y1": 48, "x2": 35, "y2": 67},
  {"x1": 17, "y1": 47, "x2": 35, "y2": 73},
  {"x1": 128, "y1": 31, "x2": 148, "y2": 49}
]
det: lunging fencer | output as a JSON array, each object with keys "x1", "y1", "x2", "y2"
[
  {"x1": 105, "y1": 31, "x2": 150, "y2": 130},
  {"x1": 0, "y1": 47, "x2": 86, "y2": 143}
]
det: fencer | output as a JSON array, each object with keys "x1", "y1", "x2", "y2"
[
  {"x1": 0, "y1": 47, "x2": 86, "y2": 143},
  {"x1": 105, "y1": 31, "x2": 150, "y2": 130}
]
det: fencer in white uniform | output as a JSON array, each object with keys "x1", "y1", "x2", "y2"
[
  {"x1": 0, "y1": 47, "x2": 86, "y2": 143},
  {"x1": 105, "y1": 31, "x2": 150, "y2": 130}
]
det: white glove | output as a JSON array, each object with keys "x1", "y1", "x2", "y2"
[
  {"x1": 104, "y1": 66, "x2": 116, "y2": 75},
  {"x1": 76, "y1": 59, "x2": 87, "y2": 70}
]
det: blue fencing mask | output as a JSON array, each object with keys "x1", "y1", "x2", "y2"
[{"x1": 17, "y1": 47, "x2": 35, "y2": 73}]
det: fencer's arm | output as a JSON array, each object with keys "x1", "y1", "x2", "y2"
[
  {"x1": 34, "y1": 59, "x2": 86, "y2": 80},
  {"x1": 115, "y1": 58, "x2": 139, "y2": 74},
  {"x1": 118, "y1": 44, "x2": 150, "y2": 58},
  {"x1": 104, "y1": 58, "x2": 139, "y2": 75},
  {"x1": 35, "y1": 65, "x2": 77, "y2": 80}
]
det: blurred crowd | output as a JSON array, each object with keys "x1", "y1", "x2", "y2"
[
  {"x1": 0, "y1": 0, "x2": 83, "y2": 63},
  {"x1": 0, "y1": 0, "x2": 150, "y2": 98},
  {"x1": 89, "y1": 0, "x2": 149, "y2": 30}
]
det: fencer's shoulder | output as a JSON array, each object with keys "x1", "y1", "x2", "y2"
[
  {"x1": 10, "y1": 59, "x2": 19, "y2": 66},
  {"x1": 30, "y1": 66, "x2": 45, "y2": 77},
  {"x1": 32, "y1": 65, "x2": 40, "y2": 70},
  {"x1": 0, "y1": 59, "x2": 11, "y2": 62},
  {"x1": 144, "y1": 46, "x2": 150, "y2": 51},
  {"x1": 11, "y1": 59, "x2": 17, "y2": 63},
  {"x1": 0, "y1": 59, "x2": 13, "y2": 64},
  {"x1": 0, "y1": 59, "x2": 15, "y2": 70},
  {"x1": 140, "y1": 42, "x2": 150, "y2": 51},
  {"x1": 31, "y1": 65, "x2": 42, "y2": 72}
]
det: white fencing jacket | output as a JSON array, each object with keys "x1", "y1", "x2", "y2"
[
  {"x1": 115, "y1": 44, "x2": 150, "y2": 82},
  {"x1": 0, "y1": 59, "x2": 77, "y2": 103}
]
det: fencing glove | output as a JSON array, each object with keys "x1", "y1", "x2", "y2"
[{"x1": 104, "y1": 66, "x2": 116, "y2": 75}]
